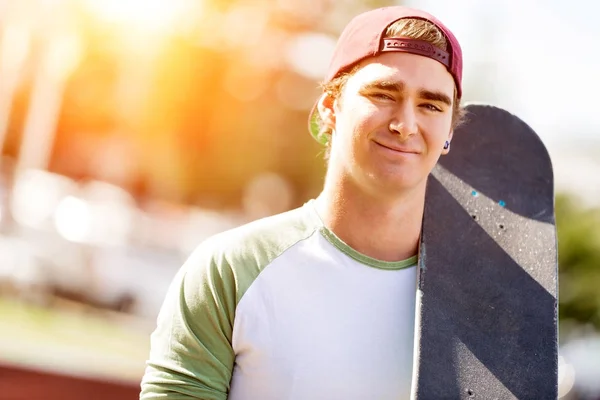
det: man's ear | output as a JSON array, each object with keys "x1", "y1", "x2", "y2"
[
  {"x1": 441, "y1": 130, "x2": 454, "y2": 155},
  {"x1": 317, "y1": 92, "x2": 337, "y2": 130}
]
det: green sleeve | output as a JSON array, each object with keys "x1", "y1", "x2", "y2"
[
  {"x1": 140, "y1": 239, "x2": 238, "y2": 400},
  {"x1": 139, "y1": 205, "x2": 319, "y2": 399}
]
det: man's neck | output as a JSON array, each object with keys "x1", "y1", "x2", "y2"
[{"x1": 315, "y1": 178, "x2": 425, "y2": 263}]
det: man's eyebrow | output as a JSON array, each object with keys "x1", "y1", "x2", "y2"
[
  {"x1": 360, "y1": 80, "x2": 405, "y2": 92},
  {"x1": 419, "y1": 89, "x2": 452, "y2": 107},
  {"x1": 361, "y1": 80, "x2": 453, "y2": 107}
]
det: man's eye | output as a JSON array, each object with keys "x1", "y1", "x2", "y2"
[
  {"x1": 422, "y1": 103, "x2": 442, "y2": 112},
  {"x1": 372, "y1": 93, "x2": 394, "y2": 101}
]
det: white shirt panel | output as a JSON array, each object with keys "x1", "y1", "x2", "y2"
[{"x1": 229, "y1": 231, "x2": 417, "y2": 400}]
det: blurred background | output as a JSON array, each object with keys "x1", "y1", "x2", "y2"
[{"x1": 0, "y1": 0, "x2": 597, "y2": 399}]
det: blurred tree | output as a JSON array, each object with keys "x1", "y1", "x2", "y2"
[
  {"x1": 40, "y1": 0, "x2": 408, "y2": 209},
  {"x1": 556, "y1": 193, "x2": 600, "y2": 333}
]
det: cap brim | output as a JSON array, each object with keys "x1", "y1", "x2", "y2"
[{"x1": 308, "y1": 100, "x2": 328, "y2": 146}]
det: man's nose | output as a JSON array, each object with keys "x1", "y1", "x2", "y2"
[{"x1": 388, "y1": 103, "x2": 418, "y2": 139}]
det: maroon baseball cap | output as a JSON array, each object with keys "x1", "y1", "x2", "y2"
[{"x1": 308, "y1": 6, "x2": 463, "y2": 145}]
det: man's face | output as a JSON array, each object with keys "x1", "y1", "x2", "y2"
[{"x1": 322, "y1": 52, "x2": 455, "y2": 197}]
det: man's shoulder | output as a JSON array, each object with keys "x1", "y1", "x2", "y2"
[
  {"x1": 183, "y1": 201, "x2": 321, "y2": 293},
  {"x1": 209, "y1": 201, "x2": 319, "y2": 253}
]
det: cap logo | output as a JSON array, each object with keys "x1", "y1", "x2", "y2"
[{"x1": 381, "y1": 38, "x2": 450, "y2": 68}]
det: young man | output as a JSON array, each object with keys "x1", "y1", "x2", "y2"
[{"x1": 140, "y1": 6, "x2": 464, "y2": 400}]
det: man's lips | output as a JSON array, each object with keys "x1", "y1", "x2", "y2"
[{"x1": 373, "y1": 140, "x2": 420, "y2": 154}]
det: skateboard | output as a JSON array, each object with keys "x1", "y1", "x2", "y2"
[{"x1": 413, "y1": 104, "x2": 558, "y2": 399}]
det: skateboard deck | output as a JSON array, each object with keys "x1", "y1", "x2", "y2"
[{"x1": 413, "y1": 104, "x2": 558, "y2": 399}]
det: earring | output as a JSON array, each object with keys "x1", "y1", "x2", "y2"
[{"x1": 443, "y1": 141, "x2": 450, "y2": 150}]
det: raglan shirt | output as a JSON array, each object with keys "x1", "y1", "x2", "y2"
[{"x1": 140, "y1": 199, "x2": 418, "y2": 399}]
